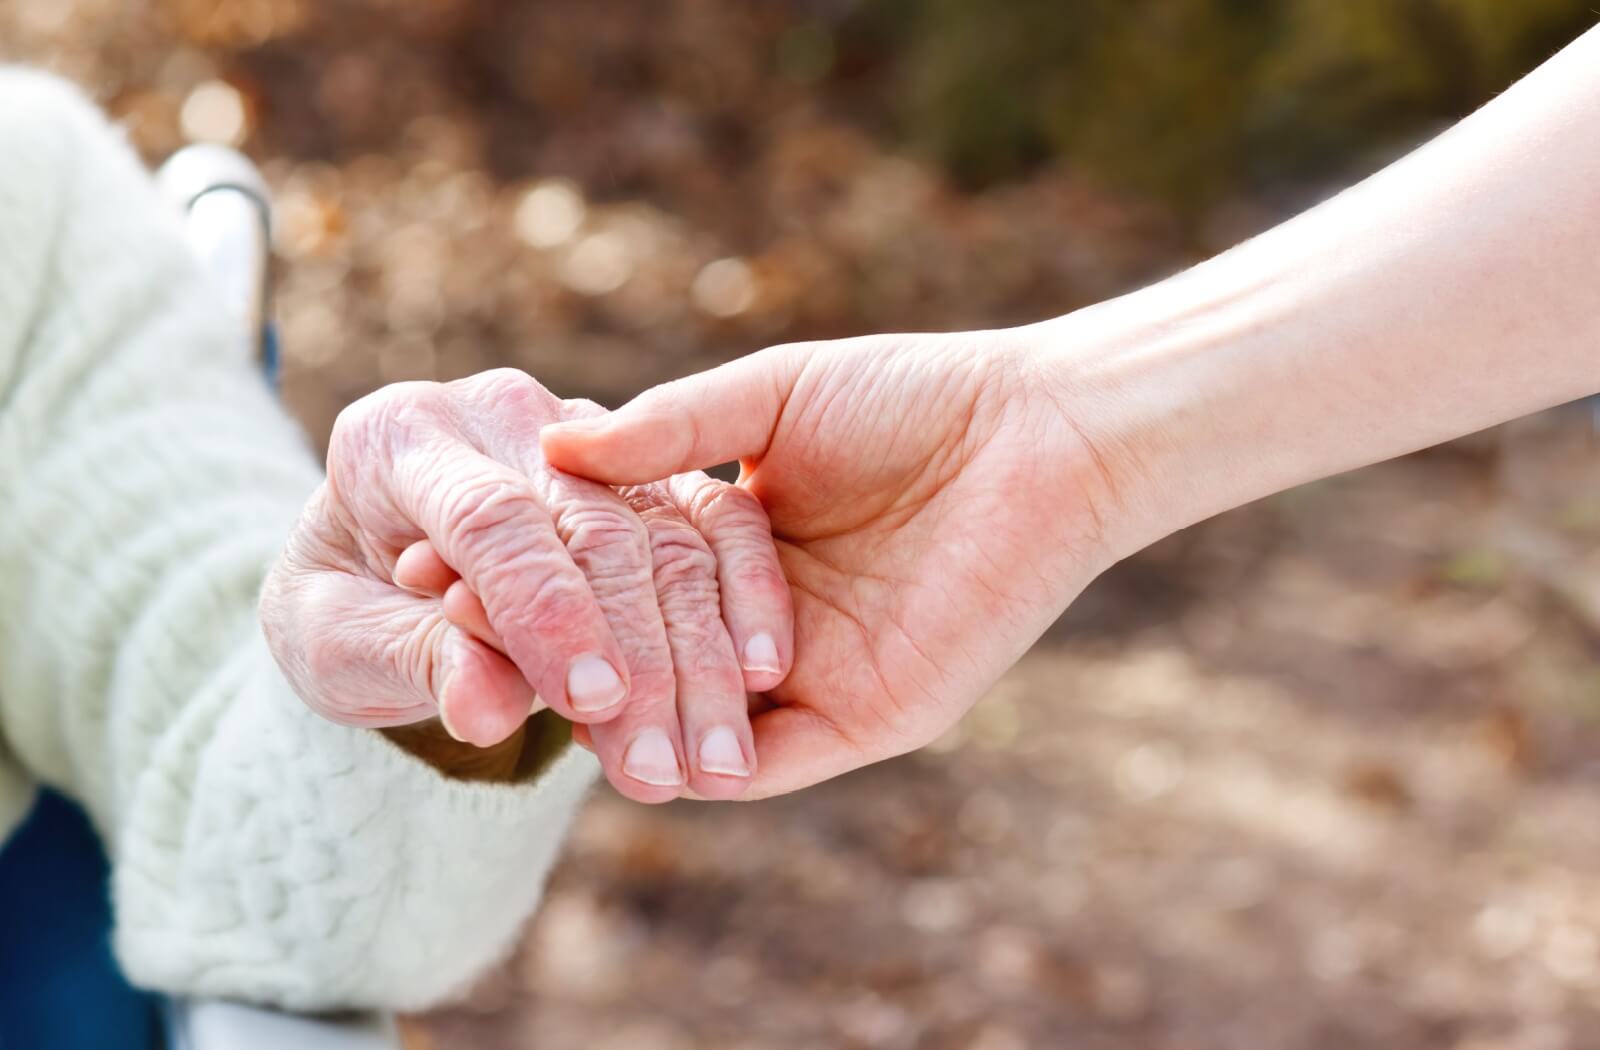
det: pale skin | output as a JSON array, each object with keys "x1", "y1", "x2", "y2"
[
  {"x1": 533, "y1": 24, "x2": 1600, "y2": 799},
  {"x1": 265, "y1": 26, "x2": 1599, "y2": 803}
]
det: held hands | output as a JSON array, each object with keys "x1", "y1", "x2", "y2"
[
  {"x1": 260, "y1": 369, "x2": 793, "y2": 802},
  {"x1": 267, "y1": 331, "x2": 1126, "y2": 802},
  {"x1": 542, "y1": 331, "x2": 1123, "y2": 798},
  {"x1": 264, "y1": 26, "x2": 1600, "y2": 801}
]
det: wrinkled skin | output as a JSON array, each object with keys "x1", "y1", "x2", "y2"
[
  {"x1": 261, "y1": 369, "x2": 793, "y2": 803},
  {"x1": 541, "y1": 332, "x2": 1120, "y2": 798}
]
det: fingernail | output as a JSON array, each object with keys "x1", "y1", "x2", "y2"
[
  {"x1": 567, "y1": 653, "x2": 626, "y2": 712},
  {"x1": 742, "y1": 632, "x2": 781, "y2": 675},
  {"x1": 438, "y1": 703, "x2": 468, "y2": 743},
  {"x1": 437, "y1": 652, "x2": 467, "y2": 741},
  {"x1": 623, "y1": 728, "x2": 683, "y2": 786},
  {"x1": 697, "y1": 726, "x2": 750, "y2": 777}
]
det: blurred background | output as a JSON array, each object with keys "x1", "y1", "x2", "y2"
[{"x1": 5, "y1": 2, "x2": 1600, "y2": 1047}]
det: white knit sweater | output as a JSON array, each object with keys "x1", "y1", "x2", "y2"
[{"x1": 0, "y1": 70, "x2": 597, "y2": 1011}]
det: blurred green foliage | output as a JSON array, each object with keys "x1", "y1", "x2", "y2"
[{"x1": 844, "y1": 0, "x2": 1593, "y2": 218}]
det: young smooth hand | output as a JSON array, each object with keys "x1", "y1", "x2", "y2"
[
  {"x1": 541, "y1": 333, "x2": 1120, "y2": 798},
  {"x1": 546, "y1": 23, "x2": 1600, "y2": 801}
]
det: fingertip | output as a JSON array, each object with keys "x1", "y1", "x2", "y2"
[
  {"x1": 442, "y1": 579, "x2": 503, "y2": 650},
  {"x1": 538, "y1": 420, "x2": 608, "y2": 474},
  {"x1": 697, "y1": 724, "x2": 753, "y2": 773},
  {"x1": 738, "y1": 631, "x2": 789, "y2": 691},
  {"x1": 517, "y1": 642, "x2": 632, "y2": 725},
  {"x1": 689, "y1": 764, "x2": 755, "y2": 802},
  {"x1": 604, "y1": 764, "x2": 684, "y2": 805},
  {"x1": 741, "y1": 670, "x2": 786, "y2": 693},
  {"x1": 560, "y1": 652, "x2": 630, "y2": 720},
  {"x1": 684, "y1": 723, "x2": 754, "y2": 799},
  {"x1": 394, "y1": 539, "x2": 457, "y2": 596},
  {"x1": 620, "y1": 726, "x2": 684, "y2": 785},
  {"x1": 587, "y1": 721, "x2": 688, "y2": 803},
  {"x1": 608, "y1": 782, "x2": 683, "y2": 805},
  {"x1": 689, "y1": 773, "x2": 754, "y2": 801},
  {"x1": 436, "y1": 695, "x2": 470, "y2": 743},
  {"x1": 437, "y1": 691, "x2": 518, "y2": 749},
  {"x1": 743, "y1": 633, "x2": 795, "y2": 694},
  {"x1": 439, "y1": 634, "x2": 534, "y2": 748},
  {"x1": 741, "y1": 631, "x2": 781, "y2": 672}
]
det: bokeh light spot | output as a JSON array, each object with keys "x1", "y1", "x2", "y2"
[
  {"x1": 691, "y1": 256, "x2": 757, "y2": 318},
  {"x1": 560, "y1": 231, "x2": 633, "y2": 296},
  {"x1": 179, "y1": 79, "x2": 248, "y2": 146},
  {"x1": 515, "y1": 179, "x2": 587, "y2": 249}
]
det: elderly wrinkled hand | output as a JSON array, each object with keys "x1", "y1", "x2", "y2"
[{"x1": 261, "y1": 368, "x2": 793, "y2": 802}]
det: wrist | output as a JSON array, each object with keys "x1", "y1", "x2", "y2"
[
  {"x1": 1019, "y1": 29, "x2": 1600, "y2": 563},
  {"x1": 1018, "y1": 258, "x2": 1296, "y2": 563},
  {"x1": 383, "y1": 719, "x2": 529, "y2": 781}
]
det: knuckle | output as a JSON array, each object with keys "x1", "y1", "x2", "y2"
[
  {"x1": 562, "y1": 505, "x2": 649, "y2": 567},
  {"x1": 475, "y1": 367, "x2": 538, "y2": 393},
  {"x1": 687, "y1": 480, "x2": 771, "y2": 533},
  {"x1": 649, "y1": 525, "x2": 719, "y2": 593},
  {"x1": 329, "y1": 382, "x2": 446, "y2": 475},
  {"x1": 520, "y1": 573, "x2": 599, "y2": 640},
  {"x1": 624, "y1": 663, "x2": 677, "y2": 704},
  {"x1": 619, "y1": 482, "x2": 672, "y2": 517},
  {"x1": 726, "y1": 557, "x2": 789, "y2": 598},
  {"x1": 333, "y1": 381, "x2": 444, "y2": 445},
  {"x1": 439, "y1": 475, "x2": 540, "y2": 553},
  {"x1": 672, "y1": 624, "x2": 741, "y2": 684},
  {"x1": 451, "y1": 368, "x2": 553, "y2": 414}
]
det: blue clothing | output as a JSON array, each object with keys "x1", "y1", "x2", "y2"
[{"x1": 0, "y1": 790, "x2": 159, "y2": 1049}]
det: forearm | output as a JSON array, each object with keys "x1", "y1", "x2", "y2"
[{"x1": 1044, "y1": 24, "x2": 1600, "y2": 558}]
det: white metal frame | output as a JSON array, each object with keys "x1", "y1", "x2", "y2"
[{"x1": 156, "y1": 144, "x2": 397, "y2": 1050}]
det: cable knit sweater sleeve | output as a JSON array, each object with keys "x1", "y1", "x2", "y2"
[{"x1": 0, "y1": 70, "x2": 597, "y2": 1011}]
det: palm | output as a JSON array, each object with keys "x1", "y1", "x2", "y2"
[
  {"x1": 737, "y1": 336, "x2": 1111, "y2": 793},
  {"x1": 544, "y1": 332, "x2": 1118, "y2": 795}
]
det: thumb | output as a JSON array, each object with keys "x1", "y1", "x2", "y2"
[{"x1": 541, "y1": 346, "x2": 800, "y2": 484}]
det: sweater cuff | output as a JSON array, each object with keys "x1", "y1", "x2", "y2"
[
  {"x1": 112, "y1": 635, "x2": 599, "y2": 1011},
  {"x1": 330, "y1": 705, "x2": 597, "y2": 825}
]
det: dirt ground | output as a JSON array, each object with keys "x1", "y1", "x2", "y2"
[{"x1": 5, "y1": 3, "x2": 1599, "y2": 1047}]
